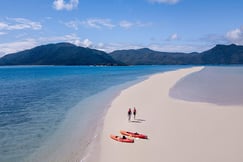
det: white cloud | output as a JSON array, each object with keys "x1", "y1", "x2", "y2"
[
  {"x1": 65, "y1": 19, "x2": 152, "y2": 30},
  {"x1": 95, "y1": 42, "x2": 143, "y2": 53},
  {"x1": 0, "y1": 39, "x2": 37, "y2": 57},
  {"x1": 40, "y1": 34, "x2": 93, "y2": 48},
  {"x1": 72, "y1": 38, "x2": 93, "y2": 47},
  {"x1": 38, "y1": 34, "x2": 82, "y2": 45},
  {"x1": 9, "y1": 18, "x2": 42, "y2": 30},
  {"x1": 0, "y1": 18, "x2": 42, "y2": 31},
  {"x1": 82, "y1": 39, "x2": 93, "y2": 47},
  {"x1": 81, "y1": 18, "x2": 115, "y2": 29},
  {"x1": 37, "y1": 34, "x2": 92, "y2": 48},
  {"x1": 200, "y1": 26, "x2": 243, "y2": 45},
  {"x1": 65, "y1": 20, "x2": 80, "y2": 30},
  {"x1": 53, "y1": 0, "x2": 79, "y2": 11},
  {"x1": 0, "y1": 32, "x2": 7, "y2": 35},
  {"x1": 0, "y1": 22, "x2": 8, "y2": 29},
  {"x1": 119, "y1": 21, "x2": 134, "y2": 29},
  {"x1": 148, "y1": 0, "x2": 180, "y2": 4},
  {"x1": 119, "y1": 20, "x2": 152, "y2": 29},
  {"x1": 226, "y1": 29, "x2": 241, "y2": 40},
  {"x1": 226, "y1": 27, "x2": 243, "y2": 44},
  {"x1": 136, "y1": 21, "x2": 153, "y2": 27},
  {"x1": 167, "y1": 33, "x2": 179, "y2": 41}
]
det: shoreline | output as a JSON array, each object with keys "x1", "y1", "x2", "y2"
[
  {"x1": 26, "y1": 78, "x2": 144, "y2": 162},
  {"x1": 93, "y1": 66, "x2": 243, "y2": 162},
  {"x1": 79, "y1": 78, "x2": 150, "y2": 162},
  {"x1": 25, "y1": 71, "x2": 157, "y2": 162}
]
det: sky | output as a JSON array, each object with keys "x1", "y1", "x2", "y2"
[{"x1": 0, "y1": 0, "x2": 243, "y2": 57}]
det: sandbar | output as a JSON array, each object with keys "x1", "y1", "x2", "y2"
[{"x1": 91, "y1": 66, "x2": 243, "y2": 162}]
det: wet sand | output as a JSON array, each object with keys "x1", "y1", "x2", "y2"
[{"x1": 170, "y1": 66, "x2": 243, "y2": 106}]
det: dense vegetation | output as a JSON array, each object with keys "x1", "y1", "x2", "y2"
[
  {"x1": 0, "y1": 43, "x2": 242, "y2": 66},
  {"x1": 0, "y1": 43, "x2": 121, "y2": 66},
  {"x1": 110, "y1": 48, "x2": 200, "y2": 65},
  {"x1": 110, "y1": 44, "x2": 243, "y2": 65}
]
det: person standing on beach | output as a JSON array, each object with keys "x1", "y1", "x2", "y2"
[
  {"x1": 128, "y1": 108, "x2": 132, "y2": 121},
  {"x1": 133, "y1": 107, "x2": 136, "y2": 119}
]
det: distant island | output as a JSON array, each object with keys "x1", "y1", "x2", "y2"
[
  {"x1": 0, "y1": 43, "x2": 242, "y2": 66},
  {"x1": 0, "y1": 43, "x2": 123, "y2": 66},
  {"x1": 110, "y1": 44, "x2": 243, "y2": 65}
]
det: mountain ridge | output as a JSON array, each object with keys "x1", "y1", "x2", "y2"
[
  {"x1": 0, "y1": 43, "x2": 242, "y2": 65},
  {"x1": 0, "y1": 43, "x2": 122, "y2": 66},
  {"x1": 110, "y1": 44, "x2": 243, "y2": 65}
]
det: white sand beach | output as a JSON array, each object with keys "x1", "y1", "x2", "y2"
[{"x1": 92, "y1": 66, "x2": 243, "y2": 162}]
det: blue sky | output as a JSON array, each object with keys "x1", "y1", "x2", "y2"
[{"x1": 0, "y1": 0, "x2": 242, "y2": 57}]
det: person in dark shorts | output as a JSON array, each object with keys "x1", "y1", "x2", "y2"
[
  {"x1": 133, "y1": 107, "x2": 136, "y2": 119},
  {"x1": 128, "y1": 108, "x2": 132, "y2": 121}
]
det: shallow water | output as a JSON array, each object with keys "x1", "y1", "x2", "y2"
[
  {"x1": 169, "y1": 66, "x2": 243, "y2": 106},
  {"x1": 0, "y1": 65, "x2": 184, "y2": 162}
]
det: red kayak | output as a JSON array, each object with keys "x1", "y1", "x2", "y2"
[
  {"x1": 120, "y1": 130, "x2": 148, "y2": 139},
  {"x1": 110, "y1": 134, "x2": 134, "y2": 143}
]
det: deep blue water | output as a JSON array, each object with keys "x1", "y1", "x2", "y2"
[{"x1": 0, "y1": 65, "x2": 185, "y2": 161}]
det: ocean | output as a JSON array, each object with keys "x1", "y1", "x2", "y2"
[{"x1": 0, "y1": 65, "x2": 184, "y2": 162}]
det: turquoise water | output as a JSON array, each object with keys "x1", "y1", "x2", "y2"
[{"x1": 0, "y1": 65, "x2": 185, "y2": 161}]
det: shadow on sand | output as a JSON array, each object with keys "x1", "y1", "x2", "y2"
[{"x1": 130, "y1": 118, "x2": 146, "y2": 123}]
